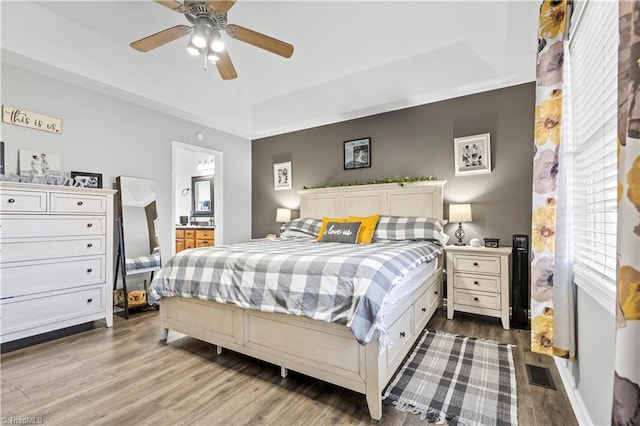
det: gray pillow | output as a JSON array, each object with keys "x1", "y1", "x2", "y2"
[{"x1": 319, "y1": 221, "x2": 362, "y2": 244}]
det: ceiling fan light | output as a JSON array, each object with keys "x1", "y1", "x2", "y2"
[
  {"x1": 191, "y1": 26, "x2": 207, "y2": 48},
  {"x1": 207, "y1": 52, "x2": 220, "y2": 63},
  {"x1": 186, "y1": 39, "x2": 201, "y2": 56},
  {"x1": 210, "y1": 31, "x2": 225, "y2": 53}
]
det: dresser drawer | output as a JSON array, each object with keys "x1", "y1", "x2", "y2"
[
  {"x1": 184, "y1": 230, "x2": 196, "y2": 239},
  {"x1": 1, "y1": 286, "x2": 105, "y2": 334},
  {"x1": 452, "y1": 289, "x2": 501, "y2": 310},
  {"x1": 0, "y1": 189, "x2": 47, "y2": 212},
  {"x1": 453, "y1": 273, "x2": 501, "y2": 293},
  {"x1": 0, "y1": 216, "x2": 105, "y2": 238},
  {"x1": 1, "y1": 236, "x2": 106, "y2": 263},
  {"x1": 50, "y1": 192, "x2": 107, "y2": 213},
  {"x1": 1, "y1": 257, "x2": 105, "y2": 298},
  {"x1": 184, "y1": 239, "x2": 196, "y2": 249},
  {"x1": 196, "y1": 230, "x2": 214, "y2": 240},
  {"x1": 453, "y1": 254, "x2": 501, "y2": 274},
  {"x1": 176, "y1": 229, "x2": 185, "y2": 238}
]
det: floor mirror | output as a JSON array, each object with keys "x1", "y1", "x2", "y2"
[{"x1": 114, "y1": 176, "x2": 161, "y2": 318}]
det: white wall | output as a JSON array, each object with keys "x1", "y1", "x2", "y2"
[{"x1": 1, "y1": 63, "x2": 252, "y2": 263}]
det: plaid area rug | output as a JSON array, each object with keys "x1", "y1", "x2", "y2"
[{"x1": 382, "y1": 330, "x2": 517, "y2": 425}]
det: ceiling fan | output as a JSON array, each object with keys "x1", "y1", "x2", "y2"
[{"x1": 130, "y1": 0, "x2": 294, "y2": 80}]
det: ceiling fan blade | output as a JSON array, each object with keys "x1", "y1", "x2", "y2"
[
  {"x1": 226, "y1": 24, "x2": 294, "y2": 58},
  {"x1": 206, "y1": 0, "x2": 237, "y2": 14},
  {"x1": 153, "y1": 0, "x2": 189, "y2": 13},
  {"x1": 130, "y1": 25, "x2": 191, "y2": 52},
  {"x1": 216, "y1": 50, "x2": 238, "y2": 80}
]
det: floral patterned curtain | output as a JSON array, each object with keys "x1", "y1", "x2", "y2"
[
  {"x1": 531, "y1": 0, "x2": 571, "y2": 356},
  {"x1": 613, "y1": 2, "x2": 640, "y2": 423}
]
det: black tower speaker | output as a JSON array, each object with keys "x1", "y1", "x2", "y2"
[{"x1": 511, "y1": 234, "x2": 530, "y2": 329}]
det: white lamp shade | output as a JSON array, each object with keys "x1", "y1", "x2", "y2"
[
  {"x1": 276, "y1": 208, "x2": 291, "y2": 223},
  {"x1": 449, "y1": 204, "x2": 472, "y2": 223}
]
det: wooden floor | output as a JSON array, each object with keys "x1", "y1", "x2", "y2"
[{"x1": 1, "y1": 308, "x2": 577, "y2": 425}]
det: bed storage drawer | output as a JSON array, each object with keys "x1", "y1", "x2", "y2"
[{"x1": 386, "y1": 308, "x2": 414, "y2": 370}]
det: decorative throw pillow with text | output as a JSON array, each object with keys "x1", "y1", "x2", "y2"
[{"x1": 319, "y1": 221, "x2": 362, "y2": 244}]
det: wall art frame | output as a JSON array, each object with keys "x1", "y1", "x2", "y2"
[
  {"x1": 344, "y1": 137, "x2": 371, "y2": 170},
  {"x1": 273, "y1": 161, "x2": 292, "y2": 190},
  {"x1": 453, "y1": 133, "x2": 491, "y2": 176}
]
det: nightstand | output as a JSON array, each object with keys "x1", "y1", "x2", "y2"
[{"x1": 444, "y1": 245, "x2": 512, "y2": 329}]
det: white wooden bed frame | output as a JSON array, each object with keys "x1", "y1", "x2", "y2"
[{"x1": 159, "y1": 181, "x2": 446, "y2": 419}]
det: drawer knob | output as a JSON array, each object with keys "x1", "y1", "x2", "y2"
[
  {"x1": 434, "y1": 291, "x2": 438, "y2": 295},
  {"x1": 421, "y1": 307, "x2": 427, "y2": 312},
  {"x1": 400, "y1": 331, "x2": 406, "y2": 338},
  {"x1": 87, "y1": 243, "x2": 93, "y2": 248},
  {"x1": 87, "y1": 268, "x2": 93, "y2": 273},
  {"x1": 474, "y1": 281, "x2": 479, "y2": 285},
  {"x1": 87, "y1": 223, "x2": 93, "y2": 228},
  {"x1": 87, "y1": 298, "x2": 93, "y2": 303},
  {"x1": 474, "y1": 297, "x2": 479, "y2": 301},
  {"x1": 77, "y1": 201, "x2": 84, "y2": 206},
  {"x1": 7, "y1": 198, "x2": 15, "y2": 204},
  {"x1": 473, "y1": 262, "x2": 479, "y2": 267}
]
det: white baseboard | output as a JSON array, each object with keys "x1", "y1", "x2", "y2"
[{"x1": 554, "y1": 357, "x2": 594, "y2": 425}]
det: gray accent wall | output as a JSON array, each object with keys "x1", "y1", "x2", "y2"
[{"x1": 252, "y1": 82, "x2": 534, "y2": 246}]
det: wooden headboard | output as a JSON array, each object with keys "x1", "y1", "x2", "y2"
[{"x1": 298, "y1": 181, "x2": 446, "y2": 220}]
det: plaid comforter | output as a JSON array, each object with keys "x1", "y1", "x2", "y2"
[{"x1": 148, "y1": 238, "x2": 442, "y2": 346}]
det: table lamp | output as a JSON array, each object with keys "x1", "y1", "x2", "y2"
[
  {"x1": 449, "y1": 203, "x2": 472, "y2": 246},
  {"x1": 276, "y1": 208, "x2": 291, "y2": 234}
]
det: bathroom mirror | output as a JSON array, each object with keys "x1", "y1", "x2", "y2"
[
  {"x1": 191, "y1": 175, "x2": 214, "y2": 218},
  {"x1": 115, "y1": 176, "x2": 161, "y2": 317}
]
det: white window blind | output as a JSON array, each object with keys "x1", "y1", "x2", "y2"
[{"x1": 569, "y1": 0, "x2": 618, "y2": 290}]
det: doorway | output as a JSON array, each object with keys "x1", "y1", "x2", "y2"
[{"x1": 171, "y1": 140, "x2": 223, "y2": 255}]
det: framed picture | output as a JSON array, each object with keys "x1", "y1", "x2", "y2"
[
  {"x1": 71, "y1": 171, "x2": 103, "y2": 188},
  {"x1": 344, "y1": 137, "x2": 371, "y2": 170},
  {"x1": 453, "y1": 133, "x2": 492, "y2": 176},
  {"x1": 273, "y1": 161, "x2": 292, "y2": 190},
  {"x1": 19, "y1": 150, "x2": 62, "y2": 177}
]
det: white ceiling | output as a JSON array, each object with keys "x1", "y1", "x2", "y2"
[{"x1": 1, "y1": 1, "x2": 539, "y2": 139}]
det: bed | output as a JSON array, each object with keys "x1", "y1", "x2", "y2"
[{"x1": 149, "y1": 180, "x2": 446, "y2": 419}]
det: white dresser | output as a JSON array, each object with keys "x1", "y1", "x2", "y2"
[
  {"x1": 444, "y1": 245, "x2": 512, "y2": 330},
  {"x1": 0, "y1": 182, "x2": 116, "y2": 343}
]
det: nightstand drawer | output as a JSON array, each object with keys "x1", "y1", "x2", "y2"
[
  {"x1": 453, "y1": 273, "x2": 501, "y2": 292},
  {"x1": 453, "y1": 255, "x2": 501, "y2": 274},
  {"x1": 453, "y1": 289, "x2": 501, "y2": 310}
]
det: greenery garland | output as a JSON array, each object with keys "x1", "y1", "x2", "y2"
[{"x1": 302, "y1": 175, "x2": 440, "y2": 190}]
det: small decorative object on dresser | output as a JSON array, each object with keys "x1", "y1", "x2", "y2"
[
  {"x1": 445, "y1": 245, "x2": 512, "y2": 330},
  {"x1": 18, "y1": 150, "x2": 61, "y2": 177},
  {"x1": 71, "y1": 171, "x2": 103, "y2": 188},
  {"x1": 0, "y1": 181, "x2": 116, "y2": 343},
  {"x1": 344, "y1": 137, "x2": 371, "y2": 170},
  {"x1": 484, "y1": 238, "x2": 500, "y2": 248},
  {"x1": 453, "y1": 133, "x2": 491, "y2": 176}
]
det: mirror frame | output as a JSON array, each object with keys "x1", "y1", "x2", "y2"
[{"x1": 191, "y1": 175, "x2": 214, "y2": 217}]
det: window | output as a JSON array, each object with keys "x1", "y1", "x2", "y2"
[{"x1": 569, "y1": 0, "x2": 618, "y2": 302}]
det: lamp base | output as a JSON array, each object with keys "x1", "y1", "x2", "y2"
[{"x1": 454, "y1": 242, "x2": 466, "y2": 246}]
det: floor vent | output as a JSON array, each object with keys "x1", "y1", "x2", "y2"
[{"x1": 525, "y1": 364, "x2": 556, "y2": 390}]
